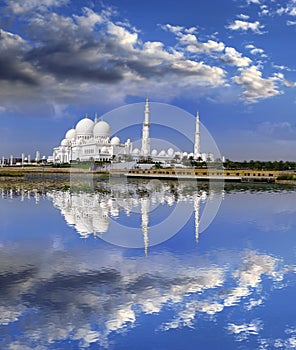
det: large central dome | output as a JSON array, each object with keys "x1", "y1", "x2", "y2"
[
  {"x1": 94, "y1": 120, "x2": 111, "y2": 137},
  {"x1": 76, "y1": 117, "x2": 94, "y2": 135}
]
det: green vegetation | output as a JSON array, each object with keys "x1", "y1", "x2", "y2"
[
  {"x1": 0, "y1": 172, "x2": 23, "y2": 177},
  {"x1": 52, "y1": 163, "x2": 72, "y2": 168},
  {"x1": 277, "y1": 174, "x2": 296, "y2": 180},
  {"x1": 223, "y1": 160, "x2": 296, "y2": 171},
  {"x1": 153, "y1": 162, "x2": 163, "y2": 169}
]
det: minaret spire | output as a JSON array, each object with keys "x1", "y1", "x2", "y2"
[
  {"x1": 194, "y1": 111, "x2": 201, "y2": 159},
  {"x1": 141, "y1": 97, "x2": 150, "y2": 156},
  {"x1": 94, "y1": 112, "x2": 98, "y2": 123}
]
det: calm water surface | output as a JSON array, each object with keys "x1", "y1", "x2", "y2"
[{"x1": 0, "y1": 180, "x2": 295, "y2": 349}]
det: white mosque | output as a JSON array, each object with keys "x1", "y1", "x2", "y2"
[{"x1": 51, "y1": 98, "x2": 208, "y2": 164}]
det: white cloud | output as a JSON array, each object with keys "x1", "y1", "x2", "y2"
[
  {"x1": 0, "y1": 29, "x2": 28, "y2": 52},
  {"x1": 260, "y1": 6, "x2": 270, "y2": 16},
  {"x1": 73, "y1": 7, "x2": 103, "y2": 29},
  {"x1": 233, "y1": 66, "x2": 282, "y2": 102},
  {"x1": 162, "y1": 23, "x2": 184, "y2": 34},
  {"x1": 227, "y1": 20, "x2": 264, "y2": 34},
  {"x1": 245, "y1": 44, "x2": 265, "y2": 56},
  {"x1": 228, "y1": 320, "x2": 263, "y2": 341},
  {"x1": 4, "y1": 0, "x2": 69, "y2": 14},
  {"x1": 186, "y1": 39, "x2": 225, "y2": 53},
  {"x1": 0, "y1": 9, "x2": 229, "y2": 117},
  {"x1": 238, "y1": 14, "x2": 250, "y2": 20},
  {"x1": 107, "y1": 22, "x2": 139, "y2": 49},
  {"x1": 276, "y1": 7, "x2": 287, "y2": 16},
  {"x1": 287, "y1": 20, "x2": 296, "y2": 25},
  {"x1": 163, "y1": 26, "x2": 225, "y2": 54},
  {"x1": 221, "y1": 47, "x2": 252, "y2": 67},
  {"x1": 289, "y1": 7, "x2": 296, "y2": 16},
  {"x1": 245, "y1": 298, "x2": 263, "y2": 310},
  {"x1": 246, "y1": 0, "x2": 262, "y2": 4},
  {"x1": 275, "y1": 2, "x2": 296, "y2": 18}
]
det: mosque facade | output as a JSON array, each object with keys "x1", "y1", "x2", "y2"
[{"x1": 51, "y1": 98, "x2": 204, "y2": 164}]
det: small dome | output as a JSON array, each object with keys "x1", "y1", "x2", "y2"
[
  {"x1": 151, "y1": 149, "x2": 158, "y2": 156},
  {"x1": 65, "y1": 128, "x2": 76, "y2": 140},
  {"x1": 167, "y1": 148, "x2": 174, "y2": 157},
  {"x1": 132, "y1": 148, "x2": 140, "y2": 155},
  {"x1": 182, "y1": 152, "x2": 188, "y2": 158},
  {"x1": 61, "y1": 138, "x2": 69, "y2": 146},
  {"x1": 76, "y1": 116, "x2": 94, "y2": 135},
  {"x1": 158, "y1": 150, "x2": 167, "y2": 157},
  {"x1": 110, "y1": 136, "x2": 120, "y2": 145},
  {"x1": 94, "y1": 120, "x2": 111, "y2": 137}
]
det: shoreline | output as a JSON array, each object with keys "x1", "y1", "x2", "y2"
[{"x1": 1, "y1": 166, "x2": 296, "y2": 187}]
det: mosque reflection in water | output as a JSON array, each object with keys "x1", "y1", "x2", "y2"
[
  {"x1": 1, "y1": 182, "x2": 295, "y2": 350},
  {"x1": 46, "y1": 180, "x2": 211, "y2": 253}
]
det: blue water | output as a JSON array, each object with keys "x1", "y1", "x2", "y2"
[{"x1": 0, "y1": 181, "x2": 295, "y2": 349}]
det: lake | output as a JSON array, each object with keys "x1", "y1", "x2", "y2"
[{"x1": 0, "y1": 179, "x2": 295, "y2": 349}]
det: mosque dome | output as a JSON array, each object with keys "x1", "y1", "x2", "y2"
[
  {"x1": 158, "y1": 150, "x2": 167, "y2": 157},
  {"x1": 93, "y1": 120, "x2": 111, "y2": 137},
  {"x1": 167, "y1": 148, "x2": 174, "y2": 157},
  {"x1": 182, "y1": 152, "x2": 188, "y2": 158},
  {"x1": 151, "y1": 149, "x2": 158, "y2": 156},
  {"x1": 61, "y1": 139, "x2": 69, "y2": 146},
  {"x1": 132, "y1": 148, "x2": 140, "y2": 155},
  {"x1": 65, "y1": 128, "x2": 76, "y2": 140},
  {"x1": 110, "y1": 136, "x2": 120, "y2": 145},
  {"x1": 76, "y1": 116, "x2": 94, "y2": 135}
]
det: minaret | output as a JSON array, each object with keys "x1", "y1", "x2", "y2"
[
  {"x1": 194, "y1": 111, "x2": 201, "y2": 159},
  {"x1": 141, "y1": 97, "x2": 150, "y2": 157}
]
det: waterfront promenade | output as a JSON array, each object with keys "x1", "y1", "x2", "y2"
[{"x1": 1, "y1": 166, "x2": 295, "y2": 184}]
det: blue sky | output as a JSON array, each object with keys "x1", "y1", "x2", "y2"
[{"x1": 0, "y1": 0, "x2": 296, "y2": 160}]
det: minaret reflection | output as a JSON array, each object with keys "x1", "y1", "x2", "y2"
[
  {"x1": 141, "y1": 197, "x2": 150, "y2": 256},
  {"x1": 45, "y1": 182, "x2": 211, "y2": 254},
  {"x1": 194, "y1": 193, "x2": 200, "y2": 244}
]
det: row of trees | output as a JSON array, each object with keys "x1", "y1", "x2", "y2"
[
  {"x1": 223, "y1": 160, "x2": 296, "y2": 171},
  {"x1": 138, "y1": 157, "x2": 296, "y2": 171}
]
